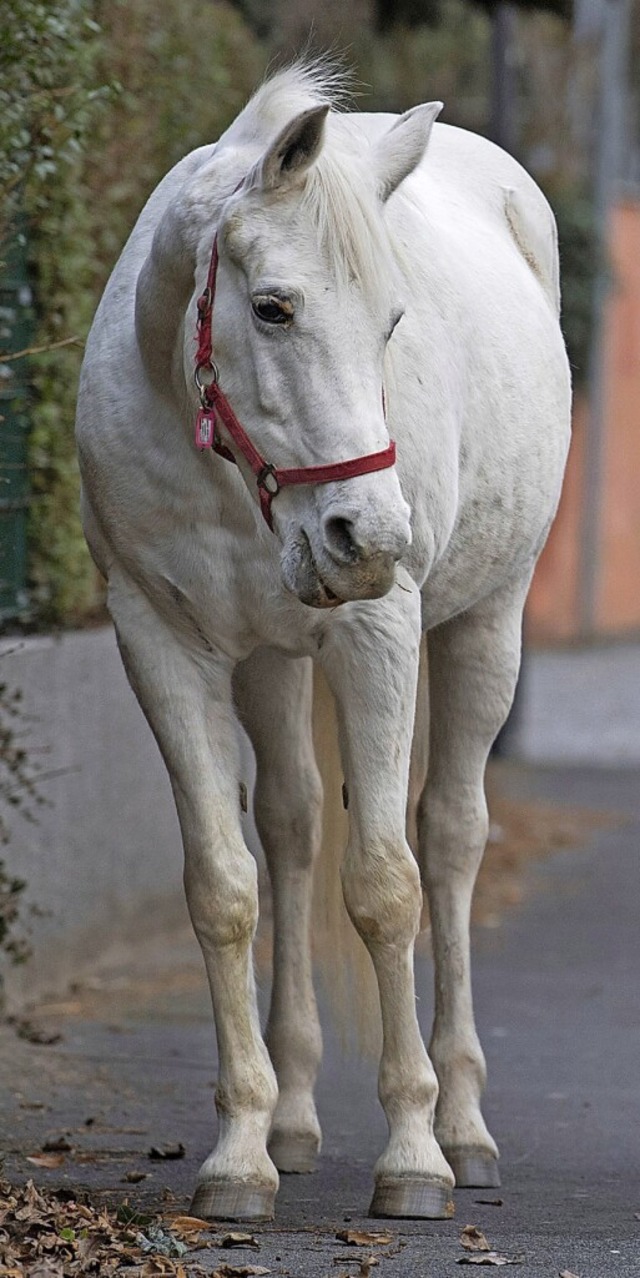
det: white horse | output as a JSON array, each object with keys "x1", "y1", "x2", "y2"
[{"x1": 76, "y1": 61, "x2": 570, "y2": 1222}]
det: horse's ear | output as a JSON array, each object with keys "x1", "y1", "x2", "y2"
[
  {"x1": 375, "y1": 102, "x2": 443, "y2": 203},
  {"x1": 258, "y1": 105, "x2": 330, "y2": 192}
]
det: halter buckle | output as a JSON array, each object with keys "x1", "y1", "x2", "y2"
[
  {"x1": 257, "y1": 463, "x2": 279, "y2": 496},
  {"x1": 194, "y1": 361, "x2": 219, "y2": 407}
]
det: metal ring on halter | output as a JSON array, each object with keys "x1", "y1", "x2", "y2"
[{"x1": 194, "y1": 361, "x2": 219, "y2": 406}]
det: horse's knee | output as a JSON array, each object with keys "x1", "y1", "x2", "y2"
[
  {"x1": 419, "y1": 786, "x2": 489, "y2": 885},
  {"x1": 342, "y1": 838, "x2": 422, "y2": 947},
  {"x1": 255, "y1": 765, "x2": 323, "y2": 871},
  {"x1": 185, "y1": 844, "x2": 259, "y2": 949}
]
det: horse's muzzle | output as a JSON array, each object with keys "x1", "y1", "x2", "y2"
[{"x1": 281, "y1": 523, "x2": 407, "y2": 609}]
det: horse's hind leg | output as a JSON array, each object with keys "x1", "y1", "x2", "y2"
[
  {"x1": 108, "y1": 574, "x2": 278, "y2": 1220},
  {"x1": 419, "y1": 576, "x2": 530, "y2": 1188},
  {"x1": 234, "y1": 648, "x2": 323, "y2": 1174}
]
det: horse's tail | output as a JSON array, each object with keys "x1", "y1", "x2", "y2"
[{"x1": 311, "y1": 638, "x2": 429, "y2": 1056}]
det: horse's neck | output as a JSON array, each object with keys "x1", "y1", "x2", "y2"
[
  {"x1": 134, "y1": 194, "x2": 200, "y2": 403},
  {"x1": 133, "y1": 147, "x2": 254, "y2": 404}
]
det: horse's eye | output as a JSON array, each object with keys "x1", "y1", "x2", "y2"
[{"x1": 252, "y1": 295, "x2": 293, "y2": 325}]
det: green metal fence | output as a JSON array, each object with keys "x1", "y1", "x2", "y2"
[{"x1": 0, "y1": 223, "x2": 32, "y2": 624}]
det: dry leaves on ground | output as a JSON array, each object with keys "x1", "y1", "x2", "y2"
[
  {"x1": 24, "y1": 1156, "x2": 65, "y2": 1171},
  {"x1": 461, "y1": 1226, "x2": 492, "y2": 1252},
  {"x1": 219, "y1": 1233, "x2": 259, "y2": 1249},
  {"x1": 147, "y1": 1144, "x2": 185, "y2": 1161},
  {"x1": 9, "y1": 1020, "x2": 63, "y2": 1047},
  {"x1": 211, "y1": 1265, "x2": 270, "y2": 1278},
  {"x1": 0, "y1": 1178, "x2": 217, "y2": 1277},
  {"x1": 164, "y1": 1215, "x2": 215, "y2": 1248},
  {"x1": 458, "y1": 1254, "x2": 523, "y2": 1266},
  {"x1": 41, "y1": 1139, "x2": 73, "y2": 1155},
  {"x1": 333, "y1": 1255, "x2": 380, "y2": 1277},
  {"x1": 335, "y1": 1231, "x2": 393, "y2": 1247}
]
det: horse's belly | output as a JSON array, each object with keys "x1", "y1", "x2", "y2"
[{"x1": 419, "y1": 436, "x2": 569, "y2": 628}]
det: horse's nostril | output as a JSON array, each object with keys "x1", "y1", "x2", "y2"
[{"x1": 323, "y1": 516, "x2": 360, "y2": 564}]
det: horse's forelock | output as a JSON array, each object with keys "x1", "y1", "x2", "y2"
[{"x1": 300, "y1": 147, "x2": 398, "y2": 310}]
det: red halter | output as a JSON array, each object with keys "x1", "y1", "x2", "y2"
[{"x1": 193, "y1": 236, "x2": 397, "y2": 531}]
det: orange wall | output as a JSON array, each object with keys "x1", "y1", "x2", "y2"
[{"x1": 527, "y1": 199, "x2": 640, "y2": 643}]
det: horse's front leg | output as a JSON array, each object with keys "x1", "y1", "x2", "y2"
[
  {"x1": 419, "y1": 576, "x2": 530, "y2": 1189},
  {"x1": 108, "y1": 574, "x2": 278, "y2": 1221},
  {"x1": 320, "y1": 578, "x2": 454, "y2": 1219}
]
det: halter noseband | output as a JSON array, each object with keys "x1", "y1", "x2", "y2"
[{"x1": 193, "y1": 235, "x2": 397, "y2": 531}]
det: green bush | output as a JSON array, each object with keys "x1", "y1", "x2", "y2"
[
  {"x1": 0, "y1": 1, "x2": 106, "y2": 245},
  {"x1": 550, "y1": 188, "x2": 599, "y2": 386},
  {"x1": 4, "y1": 1, "x2": 265, "y2": 626}
]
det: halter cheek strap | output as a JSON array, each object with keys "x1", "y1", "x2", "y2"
[{"x1": 194, "y1": 234, "x2": 397, "y2": 532}]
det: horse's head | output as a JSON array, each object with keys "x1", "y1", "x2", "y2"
[{"x1": 191, "y1": 97, "x2": 441, "y2": 608}]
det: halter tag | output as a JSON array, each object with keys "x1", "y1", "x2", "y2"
[{"x1": 195, "y1": 408, "x2": 216, "y2": 450}]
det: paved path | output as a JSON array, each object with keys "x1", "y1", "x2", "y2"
[
  {"x1": 2, "y1": 764, "x2": 639, "y2": 1276},
  {"x1": 517, "y1": 643, "x2": 640, "y2": 764}
]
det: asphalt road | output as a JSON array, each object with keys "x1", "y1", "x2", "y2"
[{"x1": 2, "y1": 764, "x2": 639, "y2": 1277}]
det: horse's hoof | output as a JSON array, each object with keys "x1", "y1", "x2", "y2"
[
  {"x1": 190, "y1": 1178, "x2": 275, "y2": 1221},
  {"x1": 268, "y1": 1130, "x2": 319, "y2": 1174},
  {"x1": 369, "y1": 1176, "x2": 455, "y2": 1219},
  {"x1": 443, "y1": 1148, "x2": 501, "y2": 1188}
]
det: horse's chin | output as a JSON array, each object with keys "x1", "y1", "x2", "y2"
[
  {"x1": 280, "y1": 530, "x2": 395, "y2": 609},
  {"x1": 281, "y1": 531, "x2": 345, "y2": 609}
]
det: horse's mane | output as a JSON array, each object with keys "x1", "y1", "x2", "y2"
[{"x1": 224, "y1": 60, "x2": 399, "y2": 308}]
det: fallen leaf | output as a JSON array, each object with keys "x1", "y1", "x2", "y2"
[
  {"x1": 559, "y1": 1271, "x2": 581, "y2": 1278},
  {"x1": 213, "y1": 1266, "x2": 270, "y2": 1277},
  {"x1": 458, "y1": 1254, "x2": 523, "y2": 1266},
  {"x1": 335, "y1": 1230, "x2": 393, "y2": 1247},
  {"x1": 26, "y1": 1153, "x2": 65, "y2": 1169},
  {"x1": 122, "y1": 1170, "x2": 149, "y2": 1183},
  {"x1": 43, "y1": 1135, "x2": 74, "y2": 1153},
  {"x1": 139, "y1": 1261, "x2": 191, "y2": 1277},
  {"x1": 12, "y1": 1018, "x2": 62, "y2": 1045},
  {"x1": 461, "y1": 1225, "x2": 492, "y2": 1252},
  {"x1": 168, "y1": 1215, "x2": 215, "y2": 1234},
  {"x1": 148, "y1": 1143, "x2": 186, "y2": 1160},
  {"x1": 220, "y1": 1232, "x2": 260, "y2": 1249}
]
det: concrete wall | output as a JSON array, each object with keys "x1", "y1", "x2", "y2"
[{"x1": 1, "y1": 627, "x2": 192, "y2": 1005}]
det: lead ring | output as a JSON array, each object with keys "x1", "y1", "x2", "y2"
[{"x1": 195, "y1": 361, "x2": 219, "y2": 401}]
